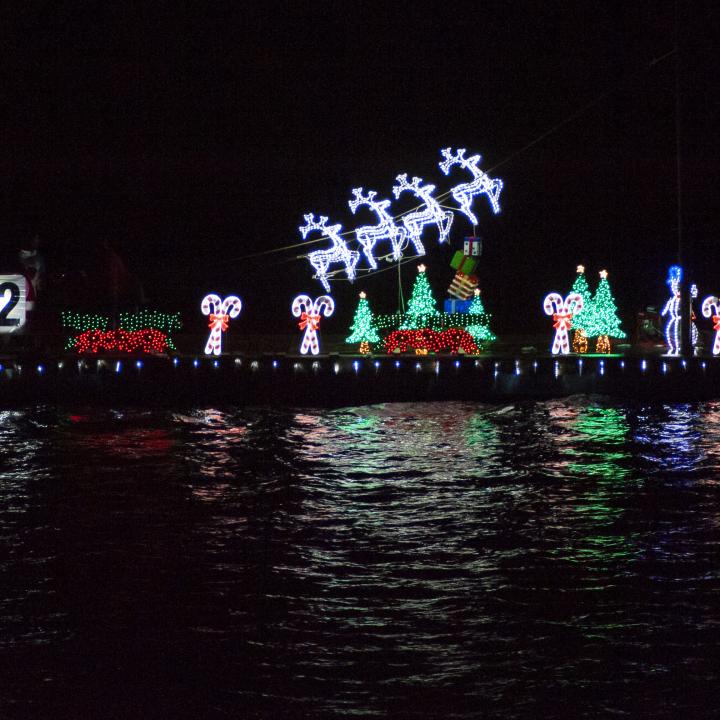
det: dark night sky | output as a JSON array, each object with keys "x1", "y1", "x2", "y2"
[{"x1": 1, "y1": 1, "x2": 718, "y2": 335}]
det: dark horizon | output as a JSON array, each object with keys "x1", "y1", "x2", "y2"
[{"x1": 2, "y1": 2, "x2": 718, "y2": 338}]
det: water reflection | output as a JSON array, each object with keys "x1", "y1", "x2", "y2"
[
  {"x1": 1, "y1": 400, "x2": 719, "y2": 718},
  {"x1": 630, "y1": 404, "x2": 705, "y2": 474}
]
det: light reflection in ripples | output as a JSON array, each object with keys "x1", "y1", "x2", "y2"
[{"x1": 0, "y1": 400, "x2": 719, "y2": 719}]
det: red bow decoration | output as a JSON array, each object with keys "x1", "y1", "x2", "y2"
[
  {"x1": 298, "y1": 312, "x2": 320, "y2": 331},
  {"x1": 713, "y1": 315, "x2": 720, "y2": 332},
  {"x1": 208, "y1": 313, "x2": 229, "y2": 332},
  {"x1": 553, "y1": 313, "x2": 572, "y2": 331}
]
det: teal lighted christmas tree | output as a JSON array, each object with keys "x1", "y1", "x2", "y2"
[
  {"x1": 346, "y1": 291, "x2": 380, "y2": 354},
  {"x1": 569, "y1": 265, "x2": 594, "y2": 353},
  {"x1": 465, "y1": 289, "x2": 496, "y2": 345},
  {"x1": 399, "y1": 264, "x2": 439, "y2": 329},
  {"x1": 585, "y1": 270, "x2": 625, "y2": 353}
]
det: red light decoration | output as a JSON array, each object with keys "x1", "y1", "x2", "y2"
[
  {"x1": 384, "y1": 328, "x2": 479, "y2": 355},
  {"x1": 72, "y1": 329, "x2": 170, "y2": 354}
]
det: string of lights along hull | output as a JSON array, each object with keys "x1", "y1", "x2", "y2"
[
  {"x1": 293, "y1": 294, "x2": 334, "y2": 355},
  {"x1": 298, "y1": 147, "x2": 503, "y2": 292},
  {"x1": 544, "y1": 292, "x2": 584, "y2": 355},
  {"x1": 61, "y1": 310, "x2": 182, "y2": 354},
  {"x1": 201, "y1": 294, "x2": 242, "y2": 355}
]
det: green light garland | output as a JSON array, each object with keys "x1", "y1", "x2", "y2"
[
  {"x1": 61, "y1": 308, "x2": 182, "y2": 353},
  {"x1": 119, "y1": 310, "x2": 182, "y2": 334},
  {"x1": 61, "y1": 311, "x2": 109, "y2": 332}
]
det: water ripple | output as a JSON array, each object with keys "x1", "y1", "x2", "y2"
[{"x1": 1, "y1": 400, "x2": 719, "y2": 718}]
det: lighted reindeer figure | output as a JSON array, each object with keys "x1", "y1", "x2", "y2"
[
  {"x1": 201, "y1": 293, "x2": 242, "y2": 355},
  {"x1": 300, "y1": 214, "x2": 360, "y2": 293},
  {"x1": 543, "y1": 292, "x2": 584, "y2": 355},
  {"x1": 439, "y1": 148, "x2": 503, "y2": 225},
  {"x1": 348, "y1": 188, "x2": 407, "y2": 268},
  {"x1": 702, "y1": 295, "x2": 720, "y2": 355},
  {"x1": 392, "y1": 174, "x2": 454, "y2": 254},
  {"x1": 292, "y1": 294, "x2": 335, "y2": 355}
]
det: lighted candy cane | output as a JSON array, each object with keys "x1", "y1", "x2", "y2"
[
  {"x1": 702, "y1": 295, "x2": 720, "y2": 355},
  {"x1": 544, "y1": 292, "x2": 583, "y2": 355},
  {"x1": 292, "y1": 294, "x2": 334, "y2": 355},
  {"x1": 201, "y1": 294, "x2": 242, "y2": 355}
]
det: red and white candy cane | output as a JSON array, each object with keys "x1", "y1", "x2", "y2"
[
  {"x1": 292, "y1": 294, "x2": 334, "y2": 355},
  {"x1": 201, "y1": 293, "x2": 242, "y2": 355},
  {"x1": 702, "y1": 295, "x2": 720, "y2": 355},
  {"x1": 544, "y1": 292, "x2": 583, "y2": 355}
]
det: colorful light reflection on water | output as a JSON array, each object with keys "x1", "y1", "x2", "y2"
[{"x1": 1, "y1": 400, "x2": 718, "y2": 718}]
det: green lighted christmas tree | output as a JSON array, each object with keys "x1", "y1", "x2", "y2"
[
  {"x1": 346, "y1": 291, "x2": 380, "y2": 354},
  {"x1": 585, "y1": 270, "x2": 625, "y2": 353},
  {"x1": 569, "y1": 265, "x2": 594, "y2": 353},
  {"x1": 399, "y1": 264, "x2": 439, "y2": 329},
  {"x1": 465, "y1": 289, "x2": 496, "y2": 344}
]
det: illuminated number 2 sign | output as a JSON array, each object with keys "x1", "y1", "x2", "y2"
[{"x1": 0, "y1": 275, "x2": 27, "y2": 334}]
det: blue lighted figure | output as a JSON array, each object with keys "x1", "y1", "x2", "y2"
[
  {"x1": 661, "y1": 266, "x2": 682, "y2": 355},
  {"x1": 661, "y1": 266, "x2": 698, "y2": 355}
]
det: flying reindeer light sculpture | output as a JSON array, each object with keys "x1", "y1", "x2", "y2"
[
  {"x1": 392, "y1": 174, "x2": 454, "y2": 254},
  {"x1": 348, "y1": 188, "x2": 407, "y2": 268},
  {"x1": 702, "y1": 295, "x2": 720, "y2": 355},
  {"x1": 543, "y1": 292, "x2": 584, "y2": 355},
  {"x1": 300, "y1": 214, "x2": 360, "y2": 293},
  {"x1": 292, "y1": 294, "x2": 335, "y2": 355},
  {"x1": 201, "y1": 294, "x2": 242, "y2": 355},
  {"x1": 439, "y1": 147, "x2": 503, "y2": 225}
]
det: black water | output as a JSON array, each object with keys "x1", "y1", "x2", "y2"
[{"x1": 1, "y1": 400, "x2": 718, "y2": 719}]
